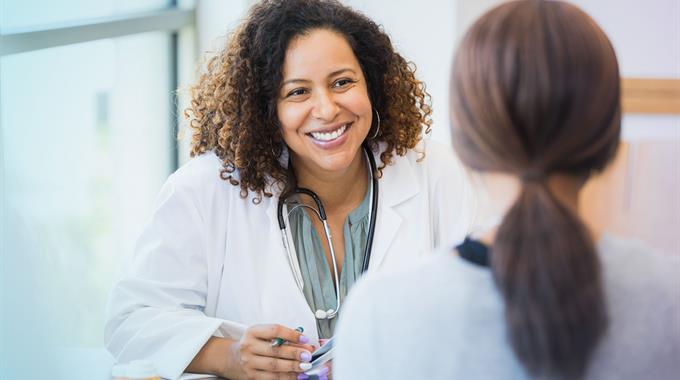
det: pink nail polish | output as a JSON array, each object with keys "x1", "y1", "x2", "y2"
[{"x1": 299, "y1": 334, "x2": 310, "y2": 344}]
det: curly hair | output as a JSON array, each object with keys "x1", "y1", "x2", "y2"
[{"x1": 185, "y1": 0, "x2": 432, "y2": 202}]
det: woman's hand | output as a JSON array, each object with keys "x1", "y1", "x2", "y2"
[{"x1": 231, "y1": 324, "x2": 317, "y2": 380}]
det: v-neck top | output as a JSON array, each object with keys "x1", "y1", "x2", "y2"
[{"x1": 287, "y1": 182, "x2": 372, "y2": 339}]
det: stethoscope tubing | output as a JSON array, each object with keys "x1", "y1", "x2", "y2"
[{"x1": 277, "y1": 144, "x2": 379, "y2": 320}]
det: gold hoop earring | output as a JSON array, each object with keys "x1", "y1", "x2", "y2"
[{"x1": 370, "y1": 109, "x2": 381, "y2": 139}]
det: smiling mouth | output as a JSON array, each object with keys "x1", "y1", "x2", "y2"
[{"x1": 308, "y1": 123, "x2": 351, "y2": 142}]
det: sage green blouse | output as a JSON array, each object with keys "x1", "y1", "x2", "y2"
[{"x1": 288, "y1": 184, "x2": 371, "y2": 339}]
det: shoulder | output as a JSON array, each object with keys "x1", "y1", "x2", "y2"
[
  {"x1": 589, "y1": 235, "x2": 680, "y2": 377},
  {"x1": 598, "y1": 234, "x2": 680, "y2": 330},
  {"x1": 335, "y1": 256, "x2": 444, "y2": 377},
  {"x1": 164, "y1": 151, "x2": 250, "y2": 199},
  {"x1": 598, "y1": 234, "x2": 680, "y2": 290},
  {"x1": 388, "y1": 138, "x2": 460, "y2": 170},
  {"x1": 342, "y1": 249, "x2": 464, "y2": 320},
  {"x1": 167, "y1": 151, "x2": 226, "y2": 190},
  {"x1": 598, "y1": 235, "x2": 680, "y2": 307},
  {"x1": 415, "y1": 139, "x2": 470, "y2": 184},
  {"x1": 381, "y1": 139, "x2": 470, "y2": 188},
  {"x1": 336, "y1": 250, "x2": 494, "y2": 378},
  {"x1": 154, "y1": 151, "x2": 253, "y2": 215}
]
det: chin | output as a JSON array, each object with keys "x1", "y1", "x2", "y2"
[{"x1": 316, "y1": 154, "x2": 356, "y2": 173}]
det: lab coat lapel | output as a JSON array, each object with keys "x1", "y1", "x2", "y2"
[{"x1": 367, "y1": 150, "x2": 420, "y2": 272}]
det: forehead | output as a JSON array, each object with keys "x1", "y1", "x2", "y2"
[{"x1": 281, "y1": 28, "x2": 361, "y2": 80}]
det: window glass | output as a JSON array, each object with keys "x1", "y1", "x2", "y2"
[
  {"x1": 1, "y1": 0, "x2": 171, "y2": 31},
  {"x1": 0, "y1": 31, "x2": 173, "y2": 363}
]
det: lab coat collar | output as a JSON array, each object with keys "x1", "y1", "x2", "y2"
[
  {"x1": 371, "y1": 143, "x2": 420, "y2": 207},
  {"x1": 366, "y1": 143, "x2": 420, "y2": 271}
]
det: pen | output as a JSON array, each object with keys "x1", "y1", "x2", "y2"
[{"x1": 271, "y1": 326, "x2": 304, "y2": 347}]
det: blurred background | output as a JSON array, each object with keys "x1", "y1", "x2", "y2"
[{"x1": 0, "y1": 0, "x2": 678, "y2": 378}]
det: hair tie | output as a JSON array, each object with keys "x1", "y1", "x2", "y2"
[{"x1": 520, "y1": 170, "x2": 545, "y2": 183}]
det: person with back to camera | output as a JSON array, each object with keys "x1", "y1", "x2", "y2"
[
  {"x1": 104, "y1": 0, "x2": 476, "y2": 379},
  {"x1": 334, "y1": 1, "x2": 680, "y2": 379}
]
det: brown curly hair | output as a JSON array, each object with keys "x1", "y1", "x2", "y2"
[{"x1": 185, "y1": 0, "x2": 431, "y2": 202}]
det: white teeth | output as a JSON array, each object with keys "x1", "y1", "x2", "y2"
[{"x1": 310, "y1": 124, "x2": 347, "y2": 141}]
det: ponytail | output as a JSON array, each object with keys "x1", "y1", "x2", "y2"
[{"x1": 492, "y1": 180, "x2": 607, "y2": 379}]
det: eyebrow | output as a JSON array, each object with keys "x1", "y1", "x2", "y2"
[{"x1": 280, "y1": 68, "x2": 357, "y2": 87}]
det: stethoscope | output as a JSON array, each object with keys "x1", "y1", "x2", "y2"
[{"x1": 277, "y1": 144, "x2": 379, "y2": 320}]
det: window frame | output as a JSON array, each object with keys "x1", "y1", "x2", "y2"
[{"x1": 0, "y1": 4, "x2": 196, "y2": 171}]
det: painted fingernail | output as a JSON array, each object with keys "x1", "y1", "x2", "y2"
[
  {"x1": 319, "y1": 366, "x2": 330, "y2": 375},
  {"x1": 299, "y1": 362, "x2": 312, "y2": 371},
  {"x1": 318, "y1": 376, "x2": 328, "y2": 380},
  {"x1": 299, "y1": 334, "x2": 310, "y2": 344},
  {"x1": 300, "y1": 351, "x2": 312, "y2": 362},
  {"x1": 297, "y1": 374, "x2": 309, "y2": 380}
]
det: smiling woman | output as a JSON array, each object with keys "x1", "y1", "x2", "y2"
[
  {"x1": 277, "y1": 29, "x2": 372, "y2": 182},
  {"x1": 104, "y1": 1, "x2": 476, "y2": 379}
]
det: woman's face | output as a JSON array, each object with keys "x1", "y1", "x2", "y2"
[{"x1": 277, "y1": 28, "x2": 372, "y2": 176}]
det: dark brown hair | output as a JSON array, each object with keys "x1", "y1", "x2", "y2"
[
  {"x1": 450, "y1": 1, "x2": 620, "y2": 378},
  {"x1": 184, "y1": 0, "x2": 431, "y2": 202}
]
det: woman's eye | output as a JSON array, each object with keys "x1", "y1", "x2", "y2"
[
  {"x1": 286, "y1": 88, "x2": 307, "y2": 97},
  {"x1": 333, "y1": 78, "x2": 355, "y2": 88}
]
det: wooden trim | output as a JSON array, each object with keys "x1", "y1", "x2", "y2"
[{"x1": 621, "y1": 77, "x2": 680, "y2": 115}]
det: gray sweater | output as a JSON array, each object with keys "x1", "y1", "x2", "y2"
[{"x1": 335, "y1": 234, "x2": 680, "y2": 380}]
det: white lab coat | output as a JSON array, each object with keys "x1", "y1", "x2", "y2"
[{"x1": 105, "y1": 140, "x2": 475, "y2": 380}]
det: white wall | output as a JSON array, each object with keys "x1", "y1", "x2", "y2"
[
  {"x1": 342, "y1": 0, "x2": 457, "y2": 144},
  {"x1": 196, "y1": 0, "x2": 252, "y2": 55}
]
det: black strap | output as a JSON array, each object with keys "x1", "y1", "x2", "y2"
[{"x1": 455, "y1": 237, "x2": 490, "y2": 267}]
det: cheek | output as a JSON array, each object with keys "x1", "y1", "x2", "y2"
[
  {"x1": 344, "y1": 85, "x2": 373, "y2": 116},
  {"x1": 343, "y1": 92, "x2": 373, "y2": 121},
  {"x1": 277, "y1": 103, "x2": 309, "y2": 135}
]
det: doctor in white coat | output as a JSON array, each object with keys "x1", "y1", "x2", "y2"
[{"x1": 105, "y1": 1, "x2": 475, "y2": 379}]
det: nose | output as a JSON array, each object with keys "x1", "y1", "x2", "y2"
[{"x1": 311, "y1": 90, "x2": 340, "y2": 122}]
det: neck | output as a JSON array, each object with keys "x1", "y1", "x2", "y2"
[{"x1": 290, "y1": 150, "x2": 368, "y2": 213}]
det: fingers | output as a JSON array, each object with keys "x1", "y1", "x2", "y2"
[
  {"x1": 239, "y1": 324, "x2": 318, "y2": 379},
  {"x1": 245, "y1": 354, "x2": 312, "y2": 373},
  {"x1": 249, "y1": 324, "x2": 310, "y2": 345},
  {"x1": 243, "y1": 341, "x2": 312, "y2": 373},
  {"x1": 285, "y1": 342, "x2": 317, "y2": 353},
  {"x1": 324, "y1": 361, "x2": 333, "y2": 380},
  {"x1": 250, "y1": 342, "x2": 312, "y2": 363}
]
